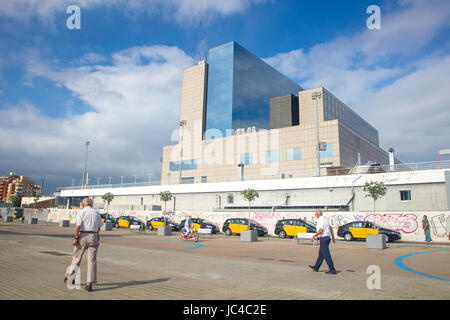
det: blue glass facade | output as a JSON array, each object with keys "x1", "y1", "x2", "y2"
[
  {"x1": 169, "y1": 159, "x2": 198, "y2": 171},
  {"x1": 206, "y1": 42, "x2": 302, "y2": 138}
]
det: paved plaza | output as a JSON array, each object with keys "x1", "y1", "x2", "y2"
[{"x1": 0, "y1": 221, "x2": 449, "y2": 300}]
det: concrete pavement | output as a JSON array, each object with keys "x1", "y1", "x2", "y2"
[{"x1": 0, "y1": 221, "x2": 449, "y2": 300}]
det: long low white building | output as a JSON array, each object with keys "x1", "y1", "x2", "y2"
[{"x1": 52, "y1": 167, "x2": 450, "y2": 242}]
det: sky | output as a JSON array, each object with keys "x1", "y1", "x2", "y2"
[{"x1": 0, "y1": 0, "x2": 449, "y2": 193}]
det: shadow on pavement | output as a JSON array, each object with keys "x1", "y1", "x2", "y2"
[{"x1": 93, "y1": 278, "x2": 170, "y2": 292}]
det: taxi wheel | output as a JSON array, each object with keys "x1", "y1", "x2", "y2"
[
  {"x1": 148, "y1": 225, "x2": 153, "y2": 231},
  {"x1": 278, "y1": 230, "x2": 287, "y2": 238},
  {"x1": 344, "y1": 233, "x2": 353, "y2": 241},
  {"x1": 225, "y1": 228, "x2": 232, "y2": 236}
]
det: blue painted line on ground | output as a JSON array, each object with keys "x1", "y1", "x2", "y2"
[
  {"x1": 149, "y1": 241, "x2": 204, "y2": 251},
  {"x1": 394, "y1": 250, "x2": 450, "y2": 282}
]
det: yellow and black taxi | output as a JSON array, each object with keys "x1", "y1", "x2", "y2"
[
  {"x1": 114, "y1": 216, "x2": 145, "y2": 229},
  {"x1": 146, "y1": 217, "x2": 180, "y2": 231},
  {"x1": 179, "y1": 218, "x2": 218, "y2": 234},
  {"x1": 100, "y1": 213, "x2": 115, "y2": 225},
  {"x1": 274, "y1": 218, "x2": 317, "y2": 238},
  {"x1": 222, "y1": 218, "x2": 268, "y2": 237},
  {"x1": 337, "y1": 221, "x2": 401, "y2": 242}
]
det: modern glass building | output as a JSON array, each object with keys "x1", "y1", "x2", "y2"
[{"x1": 205, "y1": 41, "x2": 303, "y2": 137}]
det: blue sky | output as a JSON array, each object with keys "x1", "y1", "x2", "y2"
[{"x1": 0, "y1": 0, "x2": 449, "y2": 193}]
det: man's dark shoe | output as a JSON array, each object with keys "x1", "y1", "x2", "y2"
[
  {"x1": 325, "y1": 270, "x2": 337, "y2": 275},
  {"x1": 85, "y1": 285, "x2": 92, "y2": 292},
  {"x1": 309, "y1": 265, "x2": 318, "y2": 272}
]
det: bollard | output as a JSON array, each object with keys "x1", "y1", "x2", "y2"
[
  {"x1": 240, "y1": 230, "x2": 258, "y2": 242},
  {"x1": 59, "y1": 220, "x2": 70, "y2": 227},
  {"x1": 101, "y1": 222, "x2": 113, "y2": 231},
  {"x1": 366, "y1": 234, "x2": 387, "y2": 249},
  {"x1": 28, "y1": 218, "x2": 38, "y2": 224}
]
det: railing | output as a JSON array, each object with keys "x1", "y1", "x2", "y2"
[{"x1": 56, "y1": 160, "x2": 450, "y2": 191}]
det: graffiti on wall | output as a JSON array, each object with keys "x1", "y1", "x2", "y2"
[
  {"x1": 364, "y1": 213, "x2": 418, "y2": 234},
  {"x1": 430, "y1": 214, "x2": 450, "y2": 238}
]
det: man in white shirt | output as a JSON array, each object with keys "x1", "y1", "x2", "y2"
[
  {"x1": 64, "y1": 197, "x2": 103, "y2": 291},
  {"x1": 309, "y1": 210, "x2": 337, "y2": 274}
]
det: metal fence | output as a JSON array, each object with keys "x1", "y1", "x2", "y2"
[{"x1": 57, "y1": 160, "x2": 450, "y2": 191}]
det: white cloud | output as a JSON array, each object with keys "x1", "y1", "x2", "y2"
[
  {"x1": 264, "y1": 0, "x2": 450, "y2": 162},
  {"x1": 0, "y1": 0, "x2": 263, "y2": 24},
  {"x1": 0, "y1": 45, "x2": 194, "y2": 190}
]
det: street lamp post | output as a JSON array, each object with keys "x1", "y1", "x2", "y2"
[
  {"x1": 133, "y1": 175, "x2": 138, "y2": 186},
  {"x1": 81, "y1": 141, "x2": 90, "y2": 188},
  {"x1": 312, "y1": 92, "x2": 322, "y2": 177},
  {"x1": 120, "y1": 176, "x2": 124, "y2": 185},
  {"x1": 179, "y1": 120, "x2": 187, "y2": 184}
]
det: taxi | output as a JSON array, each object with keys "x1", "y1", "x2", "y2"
[
  {"x1": 222, "y1": 218, "x2": 268, "y2": 237},
  {"x1": 146, "y1": 217, "x2": 180, "y2": 231},
  {"x1": 337, "y1": 221, "x2": 401, "y2": 242},
  {"x1": 274, "y1": 218, "x2": 317, "y2": 238},
  {"x1": 179, "y1": 218, "x2": 218, "y2": 234},
  {"x1": 100, "y1": 213, "x2": 115, "y2": 225},
  {"x1": 114, "y1": 216, "x2": 145, "y2": 229}
]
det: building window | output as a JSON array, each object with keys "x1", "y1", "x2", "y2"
[
  {"x1": 227, "y1": 193, "x2": 234, "y2": 204},
  {"x1": 400, "y1": 190, "x2": 412, "y2": 201},
  {"x1": 266, "y1": 150, "x2": 280, "y2": 163},
  {"x1": 201, "y1": 176, "x2": 207, "y2": 183},
  {"x1": 319, "y1": 143, "x2": 333, "y2": 158},
  {"x1": 180, "y1": 177, "x2": 194, "y2": 184},
  {"x1": 169, "y1": 159, "x2": 197, "y2": 171},
  {"x1": 240, "y1": 153, "x2": 253, "y2": 165},
  {"x1": 286, "y1": 147, "x2": 301, "y2": 161}
]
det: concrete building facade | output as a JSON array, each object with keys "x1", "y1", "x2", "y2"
[{"x1": 160, "y1": 42, "x2": 389, "y2": 185}]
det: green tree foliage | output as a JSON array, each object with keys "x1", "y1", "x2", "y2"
[
  {"x1": 241, "y1": 188, "x2": 259, "y2": 226},
  {"x1": 363, "y1": 181, "x2": 387, "y2": 215}
]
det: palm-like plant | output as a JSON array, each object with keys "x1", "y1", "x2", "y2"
[
  {"x1": 241, "y1": 188, "x2": 259, "y2": 228},
  {"x1": 101, "y1": 192, "x2": 114, "y2": 212},
  {"x1": 159, "y1": 190, "x2": 173, "y2": 226},
  {"x1": 363, "y1": 181, "x2": 387, "y2": 226}
]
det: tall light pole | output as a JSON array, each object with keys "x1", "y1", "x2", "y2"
[
  {"x1": 149, "y1": 173, "x2": 152, "y2": 185},
  {"x1": 120, "y1": 176, "x2": 124, "y2": 185},
  {"x1": 81, "y1": 141, "x2": 90, "y2": 188},
  {"x1": 179, "y1": 120, "x2": 187, "y2": 184},
  {"x1": 133, "y1": 174, "x2": 138, "y2": 186},
  {"x1": 312, "y1": 92, "x2": 322, "y2": 177},
  {"x1": 108, "y1": 176, "x2": 112, "y2": 186}
]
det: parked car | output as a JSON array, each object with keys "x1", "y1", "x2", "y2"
[
  {"x1": 179, "y1": 218, "x2": 218, "y2": 234},
  {"x1": 274, "y1": 218, "x2": 316, "y2": 238},
  {"x1": 147, "y1": 217, "x2": 180, "y2": 231},
  {"x1": 337, "y1": 221, "x2": 401, "y2": 242},
  {"x1": 100, "y1": 213, "x2": 115, "y2": 225},
  {"x1": 222, "y1": 218, "x2": 268, "y2": 237},
  {"x1": 114, "y1": 216, "x2": 145, "y2": 229},
  {"x1": 368, "y1": 163, "x2": 384, "y2": 173}
]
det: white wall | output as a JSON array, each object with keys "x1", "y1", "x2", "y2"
[{"x1": 48, "y1": 208, "x2": 450, "y2": 243}]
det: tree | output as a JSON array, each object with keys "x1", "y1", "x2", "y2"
[
  {"x1": 363, "y1": 181, "x2": 387, "y2": 226},
  {"x1": 9, "y1": 194, "x2": 21, "y2": 208},
  {"x1": 241, "y1": 188, "x2": 259, "y2": 228},
  {"x1": 159, "y1": 190, "x2": 173, "y2": 226},
  {"x1": 101, "y1": 192, "x2": 114, "y2": 212}
]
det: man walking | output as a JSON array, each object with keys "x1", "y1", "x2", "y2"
[
  {"x1": 422, "y1": 215, "x2": 432, "y2": 243},
  {"x1": 309, "y1": 210, "x2": 337, "y2": 274},
  {"x1": 64, "y1": 197, "x2": 103, "y2": 291}
]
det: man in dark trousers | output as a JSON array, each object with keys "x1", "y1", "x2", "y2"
[
  {"x1": 309, "y1": 210, "x2": 337, "y2": 274},
  {"x1": 422, "y1": 215, "x2": 432, "y2": 243}
]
